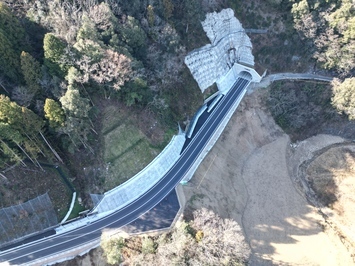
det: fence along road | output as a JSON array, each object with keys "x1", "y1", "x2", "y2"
[{"x1": 0, "y1": 77, "x2": 250, "y2": 266}]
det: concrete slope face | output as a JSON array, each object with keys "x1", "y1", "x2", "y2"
[{"x1": 184, "y1": 8, "x2": 260, "y2": 93}]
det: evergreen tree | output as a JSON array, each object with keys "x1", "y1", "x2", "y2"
[
  {"x1": 147, "y1": 5, "x2": 155, "y2": 27},
  {"x1": 60, "y1": 85, "x2": 92, "y2": 151},
  {"x1": 60, "y1": 85, "x2": 90, "y2": 118},
  {"x1": 0, "y1": 95, "x2": 59, "y2": 166},
  {"x1": 0, "y1": 122, "x2": 26, "y2": 167},
  {"x1": 119, "y1": 16, "x2": 147, "y2": 57},
  {"x1": 0, "y1": 30, "x2": 21, "y2": 81},
  {"x1": 0, "y1": 3, "x2": 26, "y2": 82},
  {"x1": 0, "y1": 2, "x2": 26, "y2": 52},
  {"x1": 43, "y1": 33, "x2": 67, "y2": 76},
  {"x1": 162, "y1": 0, "x2": 174, "y2": 21},
  {"x1": 20, "y1": 51, "x2": 41, "y2": 95},
  {"x1": 76, "y1": 14, "x2": 101, "y2": 43},
  {"x1": 44, "y1": 98, "x2": 65, "y2": 129}
]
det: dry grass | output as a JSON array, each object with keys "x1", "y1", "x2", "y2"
[{"x1": 306, "y1": 145, "x2": 355, "y2": 257}]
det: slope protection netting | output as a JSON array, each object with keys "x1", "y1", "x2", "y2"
[{"x1": 0, "y1": 193, "x2": 58, "y2": 245}]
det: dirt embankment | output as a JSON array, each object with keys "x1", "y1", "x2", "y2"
[
  {"x1": 183, "y1": 89, "x2": 354, "y2": 265},
  {"x1": 291, "y1": 142, "x2": 355, "y2": 259}
]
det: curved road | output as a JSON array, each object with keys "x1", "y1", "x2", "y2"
[{"x1": 0, "y1": 78, "x2": 250, "y2": 265}]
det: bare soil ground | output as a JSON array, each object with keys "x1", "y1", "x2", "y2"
[
  {"x1": 183, "y1": 89, "x2": 354, "y2": 265},
  {"x1": 304, "y1": 144, "x2": 355, "y2": 258}
]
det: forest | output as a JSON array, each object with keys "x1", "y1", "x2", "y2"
[
  {"x1": 0, "y1": 0, "x2": 203, "y2": 168},
  {"x1": 0, "y1": 0, "x2": 354, "y2": 178}
]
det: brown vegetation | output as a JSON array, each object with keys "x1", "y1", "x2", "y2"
[
  {"x1": 99, "y1": 208, "x2": 250, "y2": 265},
  {"x1": 306, "y1": 145, "x2": 355, "y2": 254}
]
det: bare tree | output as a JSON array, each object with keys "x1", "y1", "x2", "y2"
[
  {"x1": 0, "y1": 75, "x2": 9, "y2": 93},
  {"x1": 190, "y1": 208, "x2": 250, "y2": 265},
  {"x1": 107, "y1": 208, "x2": 250, "y2": 265},
  {"x1": 11, "y1": 86, "x2": 34, "y2": 107},
  {"x1": 89, "y1": 49, "x2": 132, "y2": 91}
]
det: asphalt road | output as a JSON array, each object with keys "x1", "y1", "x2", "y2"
[
  {"x1": 120, "y1": 188, "x2": 180, "y2": 234},
  {"x1": 0, "y1": 77, "x2": 250, "y2": 265}
]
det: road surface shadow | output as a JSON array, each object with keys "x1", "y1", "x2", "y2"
[{"x1": 120, "y1": 188, "x2": 180, "y2": 233}]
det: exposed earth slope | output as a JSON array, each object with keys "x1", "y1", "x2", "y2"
[{"x1": 183, "y1": 89, "x2": 354, "y2": 265}]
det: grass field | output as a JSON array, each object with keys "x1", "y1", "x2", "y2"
[{"x1": 101, "y1": 104, "x2": 161, "y2": 191}]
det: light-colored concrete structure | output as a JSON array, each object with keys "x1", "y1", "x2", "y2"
[
  {"x1": 56, "y1": 134, "x2": 185, "y2": 234},
  {"x1": 180, "y1": 79, "x2": 250, "y2": 183},
  {"x1": 184, "y1": 8, "x2": 261, "y2": 93},
  {"x1": 217, "y1": 64, "x2": 261, "y2": 94},
  {"x1": 91, "y1": 133, "x2": 185, "y2": 215}
]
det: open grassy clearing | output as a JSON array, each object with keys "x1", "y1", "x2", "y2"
[
  {"x1": 101, "y1": 105, "x2": 132, "y2": 135},
  {"x1": 67, "y1": 197, "x2": 86, "y2": 220},
  {"x1": 104, "y1": 124, "x2": 145, "y2": 162},
  {"x1": 101, "y1": 104, "x2": 161, "y2": 191}
]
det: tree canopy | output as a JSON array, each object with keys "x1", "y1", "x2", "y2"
[
  {"x1": 291, "y1": 0, "x2": 355, "y2": 74},
  {"x1": 331, "y1": 78, "x2": 355, "y2": 119},
  {"x1": 0, "y1": 95, "x2": 52, "y2": 167},
  {"x1": 21, "y1": 51, "x2": 41, "y2": 95},
  {"x1": 44, "y1": 98, "x2": 65, "y2": 129},
  {"x1": 101, "y1": 208, "x2": 250, "y2": 265}
]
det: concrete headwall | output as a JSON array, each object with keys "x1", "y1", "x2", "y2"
[{"x1": 217, "y1": 64, "x2": 260, "y2": 93}]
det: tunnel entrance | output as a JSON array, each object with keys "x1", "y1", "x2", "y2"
[{"x1": 238, "y1": 71, "x2": 253, "y2": 80}]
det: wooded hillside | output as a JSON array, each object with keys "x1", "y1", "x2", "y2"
[
  {"x1": 0, "y1": 0, "x2": 207, "y2": 167},
  {"x1": 1, "y1": 0, "x2": 354, "y2": 168}
]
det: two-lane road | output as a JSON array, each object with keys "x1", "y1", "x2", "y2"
[{"x1": 0, "y1": 77, "x2": 250, "y2": 265}]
